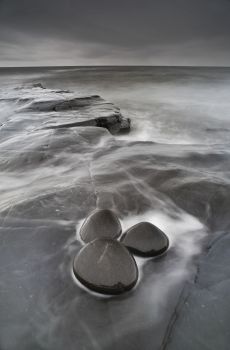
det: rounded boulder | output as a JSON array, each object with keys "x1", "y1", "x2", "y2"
[
  {"x1": 79, "y1": 209, "x2": 122, "y2": 243},
  {"x1": 121, "y1": 222, "x2": 169, "y2": 257},
  {"x1": 73, "y1": 238, "x2": 138, "y2": 295}
]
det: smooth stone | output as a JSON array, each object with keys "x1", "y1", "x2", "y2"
[
  {"x1": 79, "y1": 209, "x2": 122, "y2": 243},
  {"x1": 73, "y1": 238, "x2": 138, "y2": 295},
  {"x1": 121, "y1": 222, "x2": 169, "y2": 257}
]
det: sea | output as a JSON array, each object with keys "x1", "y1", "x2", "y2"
[{"x1": 0, "y1": 66, "x2": 230, "y2": 350}]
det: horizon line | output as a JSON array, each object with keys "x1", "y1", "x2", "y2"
[{"x1": 0, "y1": 64, "x2": 230, "y2": 69}]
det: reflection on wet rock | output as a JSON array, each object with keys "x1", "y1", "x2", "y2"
[
  {"x1": 121, "y1": 222, "x2": 169, "y2": 257},
  {"x1": 80, "y1": 209, "x2": 122, "y2": 243},
  {"x1": 73, "y1": 238, "x2": 138, "y2": 295}
]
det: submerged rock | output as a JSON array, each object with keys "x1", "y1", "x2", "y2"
[
  {"x1": 80, "y1": 209, "x2": 122, "y2": 243},
  {"x1": 121, "y1": 222, "x2": 169, "y2": 257},
  {"x1": 73, "y1": 238, "x2": 138, "y2": 295}
]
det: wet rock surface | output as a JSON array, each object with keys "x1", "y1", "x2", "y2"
[
  {"x1": 73, "y1": 238, "x2": 138, "y2": 294},
  {"x1": 1, "y1": 69, "x2": 230, "y2": 350},
  {"x1": 80, "y1": 209, "x2": 122, "y2": 243},
  {"x1": 163, "y1": 232, "x2": 230, "y2": 350},
  {"x1": 16, "y1": 88, "x2": 131, "y2": 135},
  {"x1": 121, "y1": 222, "x2": 169, "y2": 257},
  {"x1": 45, "y1": 114, "x2": 131, "y2": 135},
  {"x1": 0, "y1": 217, "x2": 182, "y2": 350}
]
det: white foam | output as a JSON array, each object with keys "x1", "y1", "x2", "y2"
[{"x1": 122, "y1": 209, "x2": 206, "y2": 265}]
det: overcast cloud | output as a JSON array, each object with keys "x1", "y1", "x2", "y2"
[{"x1": 0, "y1": 0, "x2": 230, "y2": 66}]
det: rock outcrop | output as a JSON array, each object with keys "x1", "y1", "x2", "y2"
[{"x1": 20, "y1": 89, "x2": 131, "y2": 135}]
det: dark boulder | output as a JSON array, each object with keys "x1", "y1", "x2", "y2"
[
  {"x1": 80, "y1": 209, "x2": 122, "y2": 243},
  {"x1": 73, "y1": 238, "x2": 138, "y2": 295},
  {"x1": 94, "y1": 115, "x2": 131, "y2": 134},
  {"x1": 121, "y1": 222, "x2": 169, "y2": 257},
  {"x1": 32, "y1": 83, "x2": 45, "y2": 89}
]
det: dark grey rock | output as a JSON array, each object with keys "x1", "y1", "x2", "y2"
[
  {"x1": 165, "y1": 232, "x2": 230, "y2": 350},
  {"x1": 121, "y1": 222, "x2": 169, "y2": 257},
  {"x1": 21, "y1": 91, "x2": 131, "y2": 135},
  {"x1": 0, "y1": 216, "x2": 187, "y2": 350},
  {"x1": 44, "y1": 114, "x2": 131, "y2": 135},
  {"x1": 55, "y1": 89, "x2": 72, "y2": 93},
  {"x1": 73, "y1": 238, "x2": 138, "y2": 295},
  {"x1": 95, "y1": 115, "x2": 131, "y2": 135},
  {"x1": 26, "y1": 96, "x2": 103, "y2": 111},
  {"x1": 32, "y1": 83, "x2": 45, "y2": 89},
  {"x1": 80, "y1": 209, "x2": 122, "y2": 243},
  {"x1": 118, "y1": 116, "x2": 131, "y2": 134}
]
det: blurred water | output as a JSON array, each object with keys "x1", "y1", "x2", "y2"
[
  {"x1": 0, "y1": 66, "x2": 230, "y2": 350},
  {"x1": 38, "y1": 66, "x2": 230, "y2": 144}
]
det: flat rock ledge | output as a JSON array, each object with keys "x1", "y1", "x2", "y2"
[
  {"x1": 20, "y1": 88, "x2": 131, "y2": 135},
  {"x1": 45, "y1": 114, "x2": 131, "y2": 135},
  {"x1": 73, "y1": 238, "x2": 138, "y2": 295}
]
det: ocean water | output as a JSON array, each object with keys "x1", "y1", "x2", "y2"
[{"x1": 0, "y1": 66, "x2": 230, "y2": 350}]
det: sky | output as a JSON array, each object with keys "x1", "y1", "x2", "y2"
[{"x1": 0, "y1": 0, "x2": 230, "y2": 66}]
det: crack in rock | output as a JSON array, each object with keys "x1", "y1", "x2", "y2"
[
  {"x1": 160, "y1": 285, "x2": 190, "y2": 350},
  {"x1": 160, "y1": 231, "x2": 226, "y2": 350}
]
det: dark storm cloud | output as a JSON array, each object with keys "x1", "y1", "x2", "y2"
[{"x1": 0, "y1": 0, "x2": 230, "y2": 66}]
